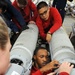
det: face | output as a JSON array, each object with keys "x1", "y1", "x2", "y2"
[
  {"x1": 38, "y1": 6, "x2": 50, "y2": 21},
  {"x1": 0, "y1": 38, "x2": 11, "y2": 74},
  {"x1": 34, "y1": 49, "x2": 49, "y2": 68},
  {"x1": 16, "y1": 0, "x2": 27, "y2": 9}
]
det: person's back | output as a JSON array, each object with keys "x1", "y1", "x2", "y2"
[{"x1": 12, "y1": 0, "x2": 37, "y2": 26}]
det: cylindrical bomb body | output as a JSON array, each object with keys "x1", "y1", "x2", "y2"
[
  {"x1": 6, "y1": 24, "x2": 38, "y2": 75},
  {"x1": 49, "y1": 27, "x2": 75, "y2": 75}
]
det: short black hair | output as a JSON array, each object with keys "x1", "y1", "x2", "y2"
[
  {"x1": 0, "y1": 0, "x2": 8, "y2": 13},
  {"x1": 33, "y1": 46, "x2": 47, "y2": 55},
  {"x1": 17, "y1": 0, "x2": 27, "y2": 5},
  {"x1": 37, "y1": 1, "x2": 48, "y2": 10}
]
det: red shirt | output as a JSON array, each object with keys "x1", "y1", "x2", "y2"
[
  {"x1": 30, "y1": 66, "x2": 69, "y2": 75},
  {"x1": 12, "y1": 0, "x2": 37, "y2": 29},
  {"x1": 36, "y1": 7, "x2": 62, "y2": 40},
  {"x1": 30, "y1": 66, "x2": 52, "y2": 75}
]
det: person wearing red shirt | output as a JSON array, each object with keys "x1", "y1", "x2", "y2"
[
  {"x1": 30, "y1": 46, "x2": 74, "y2": 75},
  {"x1": 36, "y1": 1, "x2": 62, "y2": 43},
  {"x1": 12, "y1": 0, "x2": 37, "y2": 30}
]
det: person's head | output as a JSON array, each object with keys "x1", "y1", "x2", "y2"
[
  {"x1": 16, "y1": 0, "x2": 28, "y2": 8},
  {"x1": 0, "y1": 0, "x2": 7, "y2": 14},
  {"x1": 0, "y1": 17, "x2": 11, "y2": 74},
  {"x1": 33, "y1": 46, "x2": 49, "y2": 68},
  {"x1": 37, "y1": 1, "x2": 50, "y2": 21}
]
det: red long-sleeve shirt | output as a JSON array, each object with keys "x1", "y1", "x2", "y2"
[
  {"x1": 12, "y1": 0, "x2": 37, "y2": 29},
  {"x1": 30, "y1": 66, "x2": 69, "y2": 75},
  {"x1": 36, "y1": 7, "x2": 62, "y2": 40}
]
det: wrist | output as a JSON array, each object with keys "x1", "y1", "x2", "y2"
[
  {"x1": 47, "y1": 32, "x2": 51, "y2": 35},
  {"x1": 40, "y1": 68, "x2": 45, "y2": 73}
]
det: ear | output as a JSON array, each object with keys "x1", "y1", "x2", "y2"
[{"x1": 33, "y1": 55, "x2": 36, "y2": 60}]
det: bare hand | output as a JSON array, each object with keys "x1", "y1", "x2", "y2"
[
  {"x1": 29, "y1": 21, "x2": 36, "y2": 24},
  {"x1": 40, "y1": 60, "x2": 60, "y2": 73},
  {"x1": 46, "y1": 33, "x2": 51, "y2": 43},
  {"x1": 58, "y1": 62, "x2": 74, "y2": 74}
]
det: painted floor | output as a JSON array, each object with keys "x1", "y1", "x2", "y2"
[{"x1": 63, "y1": 15, "x2": 75, "y2": 36}]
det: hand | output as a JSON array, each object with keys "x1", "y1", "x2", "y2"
[
  {"x1": 46, "y1": 33, "x2": 51, "y2": 43},
  {"x1": 40, "y1": 60, "x2": 60, "y2": 73},
  {"x1": 29, "y1": 21, "x2": 36, "y2": 24},
  {"x1": 58, "y1": 62, "x2": 74, "y2": 74},
  {"x1": 49, "y1": 60, "x2": 60, "y2": 70}
]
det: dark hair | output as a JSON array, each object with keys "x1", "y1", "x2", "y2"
[
  {"x1": 33, "y1": 46, "x2": 47, "y2": 55},
  {"x1": 0, "y1": 0, "x2": 8, "y2": 13},
  {"x1": 17, "y1": 0, "x2": 27, "y2": 5},
  {"x1": 37, "y1": 1, "x2": 48, "y2": 10}
]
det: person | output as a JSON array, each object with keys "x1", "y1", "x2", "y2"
[
  {"x1": 0, "y1": 0, "x2": 19, "y2": 33},
  {"x1": 30, "y1": 46, "x2": 74, "y2": 75},
  {"x1": 47, "y1": 62, "x2": 74, "y2": 75},
  {"x1": 58, "y1": 62, "x2": 74, "y2": 75},
  {"x1": 0, "y1": 16, "x2": 11, "y2": 75},
  {"x1": 30, "y1": 46, "x2": 60, "y2": 75},
  {"x1": 0, "y1": 0, "x2": 29, "y2": 45},
  {"x1": 52, "y1": 0, "x2": 73, "y2": 22},
  {"x1": 36, "y1": 1, "x2": 62, "y2": 43},
  {"x1": 0, "y1": 0, "x2": 29, "y2": 33},
  {"x1": 12, "y1": 0, "x2": 38, "y2": 29}
]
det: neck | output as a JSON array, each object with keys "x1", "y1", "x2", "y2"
[{"x1": 34, "y1": 62, "x2": 41, "y2": 69}]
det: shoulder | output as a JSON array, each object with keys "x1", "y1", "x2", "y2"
[
  {"x1": 50, "y1": 7, "x2": 58, "y2": 12},
  {"x1": 12, "y1": 0, "x2": 17, "y2": 6},
  {"x1": 28, "y1": 0, "x2": 32, "y2": 4}
]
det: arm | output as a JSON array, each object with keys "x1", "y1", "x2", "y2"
[
  {"x1": 30, "y1": 60, "x2": 59, "y2": 75},
  {"x1": 58, "y1": 62, "x2": 74, "y2": 75},
  {"x1": 49, "y1": 8, "x2": 62, "y2": 34},
  {"x1": 28, "y1": 0, "x2": 38, "y2": 22},
  {"x1": 7, "y1": 2, "x2": 26, "y2": 27},
  {"x1": 36, "y1": 16, "x2": 46, "y2": 40}
]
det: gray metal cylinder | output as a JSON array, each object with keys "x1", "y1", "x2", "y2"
[
  {"x1": 49, "y1": 27, "x2": 75, "y2": 63},
  {"x1": 10, "y1": 23, "x2": 38, "y2": 72},
  {"x1": 49, "y1": 27, "x2": 75, "y2": 75}
]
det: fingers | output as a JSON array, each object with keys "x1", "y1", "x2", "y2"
[
  {"x1": 63, "y1": 62, "x2": 74, "y2": 68},
  {"x1": 50, "y1": 60, "x2": 60, "y2": 70},
  {"x1": 58, "y1": 62, "x2": 74, "y2": 74}
]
